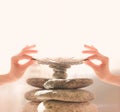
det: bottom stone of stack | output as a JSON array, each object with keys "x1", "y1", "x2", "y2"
[
  {"x1": 22, "y1": 102, "x2": 39, "y2": 112},
  {"x1": 38, "y1": 100, "x2": 98, "y2": 112}
]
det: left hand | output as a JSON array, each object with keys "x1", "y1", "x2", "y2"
[{"x1": 8, "y1": 45, "x2": 38, "y2": 81}]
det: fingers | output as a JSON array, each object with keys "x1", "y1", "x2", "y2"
[
  {"x1": 17, "y1": 45, "x2": 38, "y2": 58},
  {"x1": 84, "y1": 44, "x2": 98, "y2": 51},
  {"x1": 17, "y1": 55, "x2": 33, "y2": 60},
  {"x1": 82, "y1": 44, "x2": 108, "y2": 60},
  {"x1": 82, "y1": 50, "x2": 98, "y2": 54},
  {"x1": 87, "y1": 54, "x2": 103, "y2": 60},
  {"x1": 22, "y1": 44, "x2": 36, "y2": 51},
  {"x1": 11, "y1": 45, "x2": 38, "y2": 64},
  {"x1": 20, "y1": 50, "x2": 38, "y2": 56},
  {"x1": 82, "y1": 44, "x2": 100, "y2": 55},
  {"x1": 20, "y1": 45, "x2": 38, "y2": 55},
  {"x1": 82, "y1": 44, "x2": 109, "y2": 66},
  {"x1": 11, "y1": 55, "x2": 32, "y2": 64}
]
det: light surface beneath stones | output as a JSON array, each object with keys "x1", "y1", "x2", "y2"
[
  {"x1": 22, "y1": 102, "x2": 39, "y2": 112},
  {"x1": 38, "y1": 100, "x2": 98, "y2": 112},
  {"x1": 44, "y1": 78, "x2": 93, "y2": 89},
  {"x1": 35, "y1": 89, "x2": 94, "y2": 102},
  {"x1": 27, "y1": 78, "x2": 49, "y2": 88}
]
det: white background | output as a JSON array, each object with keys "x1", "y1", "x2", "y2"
[
  {"x1": 0, "y1": 0, "x2": 120, "y2": 73},
  {"x1": 0, "y1": 0, "x2": 120, "y2": 112}
]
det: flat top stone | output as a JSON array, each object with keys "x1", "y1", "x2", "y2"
[
  {"x1": 43, "y1": 78, "x2": 93, "y2": 89},
  {"x1": 34, "y1": 57, "x2": 85, "y2": 65}
]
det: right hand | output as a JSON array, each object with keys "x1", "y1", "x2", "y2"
[{"x1": 82, "y1": 44, "x2": 111, "y2": 79}]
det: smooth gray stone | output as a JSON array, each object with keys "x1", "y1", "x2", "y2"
[
  {"x1": 35, "y1": 89, "x2": 94, "y2": 102},
  {"x1": 22, "y1": 102, "x2": 39, "y2": 112},
  {"x1": 44, "y1": 78, "x2": 93, "y2": 89},
  {"x1": 38, "y1": 100, "x2": 98, "y2": 112},
  {"x1": 49, "y1": 64, "x2": 71, "y2": 69},
  {"x1": 26, "y1": 78, "x2": 49, "y2": 88},
  {"x1": 52, "y1": 71, "x2": 68, "y2": 79},
  {"x1": 25, "y1": 89, "x2": 42, "y2": 102},
  {"x1": 53, "y1": 68, "x2": 67, "y2": 72}
]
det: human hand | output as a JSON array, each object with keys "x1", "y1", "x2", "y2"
[
  {"x1": 8, "y1": 45, "x2": 38, "y2": 81},
  {"x1": 82, "y1": 44, "x2": 111, "y2": 79}
]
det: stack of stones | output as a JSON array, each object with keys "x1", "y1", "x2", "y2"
[{"x1": 23, "y1": 57, "x2": 98, "y2": 112}]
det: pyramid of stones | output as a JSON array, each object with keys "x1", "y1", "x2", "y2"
[{"x1": 23, "y1": 57, "x2": 98, "y2": 112}]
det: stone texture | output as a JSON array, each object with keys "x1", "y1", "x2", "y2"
[
  {"x1": 49, "y1": 64, "x2": 71, "y2": 79},
  {"x1": 38, "y1": 100, "x2": 98, "y2": 112},
  {"x1": 52, "y1": 71, "x2": 68, "y2": 79},
  {"x1": 49, "y1": 64, "x2": 71, "y2": 69},
  {"x1": 22, "y1": 102, "x2": 39, "y2": 112},
  {"x1": 26, "y1": 78, "x2": 49, "y2": 88},
  {"x1": 23, "y1": 57, "x2": 98, "y2": 112},
  {"x1": 35, "y1": 89, "x2": 94, "y2": 102},
  {"x1": 44, "y1": 78, "x2": 93, "y2": 89},
  {"x1": 36, "y1": 57, "x2": 84, "y2": 65},
  {"x1": 25, "y1": 89, "x2": 42, "y2": 102}
]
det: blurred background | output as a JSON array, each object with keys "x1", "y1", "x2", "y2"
[{"x1": 0, "y1": 0, "x2": 120, "y2": 112}]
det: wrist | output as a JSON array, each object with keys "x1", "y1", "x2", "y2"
[
  {"x1": 7, "y1": 73, "x2": 18, "y2": 82},
  {"x1": 102, "y1": 73, "x2": 114, "y2": 82},
  {"x1": 0, "y1": 73, "x2": 14, "y2": 85}
]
